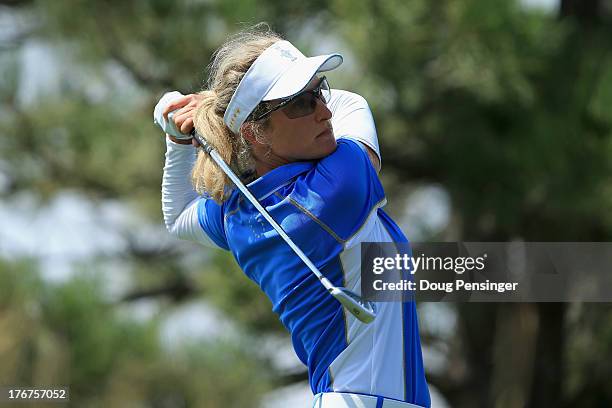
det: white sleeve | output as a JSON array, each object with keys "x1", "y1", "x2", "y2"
[
  {"x1": 154, "y1": 91, "x2": 190, "y2": 139},
  {"x1": 328, "y1": 89, "x2": 381, "y2": 164},
  {"x1": 162, "y1": 138, "x2": 217, "y2": 247}
]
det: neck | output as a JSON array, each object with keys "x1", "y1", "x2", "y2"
[{"x1": 252, "y1": 145, "x2": 290, "y2": 177}]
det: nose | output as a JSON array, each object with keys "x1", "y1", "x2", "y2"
[{"x1": 314, "y1": 97, "x2": 332, "y2": 122}]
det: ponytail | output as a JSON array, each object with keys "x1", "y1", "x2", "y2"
[
  {"x1": 189, "y1": 23, "x2": 282, "y2": 203},
  {"x1": 191, "y1": 91, "x2": 237, "y2": 203}
]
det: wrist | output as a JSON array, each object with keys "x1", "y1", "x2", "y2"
[{"x1": 167, "y1": 134, "x2": 193, "y2": 145}]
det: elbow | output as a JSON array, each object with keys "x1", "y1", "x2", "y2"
[
  {"x1": 162, "y1": 202, "x2": 181, "y2": 238},
  {"x1": 162, "y1": 198, "x2": 202, "y2": 242},
  {"x1": 163, "y1": 216, "x2": 180, "y2": 238},
  {"x1": 166, "y1": 221, "x2": 182, "y2": 239},
  {"x1": 164, "y1": 215, "x2": 190, "y2": 241}
]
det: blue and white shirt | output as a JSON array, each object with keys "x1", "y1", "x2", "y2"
[{"x1": 160, "y1": 90, "x2": 431, "y2": 407}]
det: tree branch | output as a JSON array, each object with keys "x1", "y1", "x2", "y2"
[{"x1": 121, "y1": 278, "x2": 199, "y2": 303}]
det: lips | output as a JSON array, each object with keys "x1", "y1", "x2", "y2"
[{"x1": 317, "y1": 128, "x2": 333, "y2": 138}]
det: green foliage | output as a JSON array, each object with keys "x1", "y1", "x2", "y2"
[
  {"x1": 196, "y1": 250, "x2": 286, "y2": 333},
  {"x1": 1, "y1": 99, "x2": 162, "y2": 222},
  {"x1": 565, "y1": 303, "x2": 612, "y2": 406},
  {"x1": 0, "y1": 260, "x2": 275, "y2": 407},
  {"x1": 329, "y1": 0, "x2": 612, "y2": 241}
]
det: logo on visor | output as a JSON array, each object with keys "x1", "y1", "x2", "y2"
[{"x1": 280, "y1": 49, "x2": 297, "y2": 61}]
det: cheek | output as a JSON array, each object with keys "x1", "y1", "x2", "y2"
[
  {"x1": 279, "y1": 133, "x2": 311, "y2": 156},
  {"x1": 291, "y1": 129, "x2": 337, "y2": 160},
  {"x1": 267, "y1": 115, "x2": 335, "y2": 160},
  {"x1": 270, "y1": 120, "x2": 313, "y2": 151}
]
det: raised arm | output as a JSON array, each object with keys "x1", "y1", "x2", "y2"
[
  {"x1": 328, "y1": 90, "x2": 381, "y2": 172},
  {"x1": 154, "y1": 92, "x2": 218, "y2": 247}
]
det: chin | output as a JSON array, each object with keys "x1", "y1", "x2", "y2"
[{"x1": 315, "y1": 135, "x2": 337, "y2": 158}]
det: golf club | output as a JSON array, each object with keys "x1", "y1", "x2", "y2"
[{"x1": 188, "y1": 127, "x2": 377, "y2": 324}]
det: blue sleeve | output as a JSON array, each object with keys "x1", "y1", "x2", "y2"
[
  {"x1": 197, "y1": 198, "x2": 229, "y2": 250},
  {"x1": 300, "y1": 138, "x2": 385, "y2": 241}
]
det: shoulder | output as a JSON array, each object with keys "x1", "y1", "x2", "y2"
[
  {"x1": 292, "y1": 139, "x2": 385, "y2": 240},
  {"x1": 317, "y1": 138, "x2": 373, "y2": 178},
  {"x1": 323, "y1": 138, "x2": 369, "y2": 162},
  {"x1": 328, "y1": 90, "x2": 381, "y2": 170},
  {"x1": 328, "y1": 89, "x2": 368, "y2": 112}
]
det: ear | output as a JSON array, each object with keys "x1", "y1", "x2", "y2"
[{"x1": 240, "y1": 122, "x2": 258, "y2": 144}]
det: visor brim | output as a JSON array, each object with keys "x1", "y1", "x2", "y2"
[{"x1": 262, "y1": 54, "x2": 343, "y2": 101}]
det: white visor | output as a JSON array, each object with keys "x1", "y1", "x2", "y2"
[{"x1": 223, "y1": 40, "x2": 343, "y2": 134}]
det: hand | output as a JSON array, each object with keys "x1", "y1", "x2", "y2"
[
  {"x1": 153, "y1": 91, "x2": 204, "y2": 142},
  {"x1": 163, "y1": 93, "x2": 205, "y2": 135}
]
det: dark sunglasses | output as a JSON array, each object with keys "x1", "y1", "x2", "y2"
[{"x1": 249, "y1": 76, "x2": 331, "y2": 122}]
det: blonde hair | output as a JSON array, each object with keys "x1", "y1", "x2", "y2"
[{"x1": 192, "y1": 23, "x2": 283, "y2": 203}]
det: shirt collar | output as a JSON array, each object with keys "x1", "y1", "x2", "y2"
[{"x1": 246, "y1": 160, "x2": 315, "y2": 201}]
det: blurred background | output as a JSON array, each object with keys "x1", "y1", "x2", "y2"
[{"x1": 1, "y1": 0, "x2": 612, "y2": 406}]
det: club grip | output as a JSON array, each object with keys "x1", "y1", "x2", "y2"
[{"x1": 190, "y1": 130, "x2": 214, "y2": 154}]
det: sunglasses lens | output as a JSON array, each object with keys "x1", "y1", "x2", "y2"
[
  {"x1": 282, "y1": 77, "x2": 331, "y2": 119},
  {"x1": 283, "y1": 93, "x2": 317, "y2": 119}
]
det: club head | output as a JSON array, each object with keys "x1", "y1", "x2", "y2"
[{"x1": 331, "y1": 288, "x2": 376, "y2": 324}]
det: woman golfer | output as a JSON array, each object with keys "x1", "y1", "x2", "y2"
[{"x1": 154, "y1": 25, "x2": 430, "y2": 408}]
